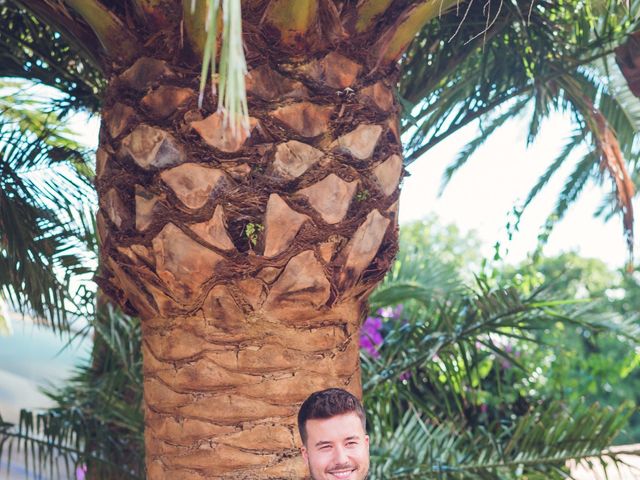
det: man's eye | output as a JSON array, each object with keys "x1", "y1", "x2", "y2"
[
  {"x1": 347, "y1": 441, "x2": 358, "y2": 446},
  {"x1": 320, "y1": 446, "x2": 331, "y2": 450}
]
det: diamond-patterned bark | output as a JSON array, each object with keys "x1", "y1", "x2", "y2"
[
  {"x1": 263, "y1": 194, "x2": 309, "y2": 257},
  {"x1": 104, "y1": 102, "x2": 135, "y2": 138},
  {"x1": 189, "y1": 205, "x2": 235, "y2": 250},
  {"x1": 135, "y1": 185, "x2": 163, "y2": 231},
  {"x1": 298, "y1": 174, "x2": 358, "y2": 224},
  {"x1": 264, "y1": 250, "x2": 330, "y2": 313},
  {"x1": 339, "y1": 209, "x2": 390, "y2": 288},
  {"x1": 160, "y1": 163, "x2": 226, "y2": 210},
  {"x1": 118, "y1": 57, "x2": 174, "y2": 91},
  {"x1": 103, "y1": 188, "x2": 127, "y2": 228},
  {"x1": 99, "y1": 44, "x2": 400, "y2": 480},
  {"x1": 95, "y1": 147, "x2": 110, "y2": 179},
  {"x1": 121, "y1": 125, "x2": 185, "y2": 169},
  {"x1": 360, "y1": 81, "x2": 394, "y2": 111},
  {"x1": 373, "y1": 154, "x2": 403, "y2": 196},
  {"x1": 271, "y1": 102, "x2": 333, "y2": 138},
  {"x1": 246, "y1": 65, "x2": 308, "y2": 101},
  {"x1": 300, "y1": 52, "x2": 361, "y2": 89},
  {"x1": 141, "y1": 86, "x2": 193, "y2": 119},
  {"x1": 152, "y1": 223, "x2": 225, "y2": 301},
  {"x1": 190, "y1": 112, "x2": 258, "y2": 152},
  {"x1": 332, "y1": 124, "x2": 383, "y2": 159},
  {"x1": 271, "y1": 140, "x2": 324, "y2": 179}
]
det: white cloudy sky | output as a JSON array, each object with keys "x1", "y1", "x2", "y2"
[{"x1": 399, "y1": 110, "x2": 639, "y2": 269}]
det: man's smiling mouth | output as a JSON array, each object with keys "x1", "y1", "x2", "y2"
[{"x1": 329, "y1": 469, "x2": 356, "y2": 479}]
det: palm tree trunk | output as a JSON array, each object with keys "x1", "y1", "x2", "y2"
[{"x1": 96, "y1": 54, "x2": 402, "y2": 478}]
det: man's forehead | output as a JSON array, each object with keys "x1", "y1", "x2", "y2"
[{"x1": 305, "y1": 412, "x2": 366, "y2": 442}]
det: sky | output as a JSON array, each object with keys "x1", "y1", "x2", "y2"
[
  {"x1": 399, "y1": 110, "x2": 639, "y2": 270},
  {"x1": 71, "y1": 106, "x2": 639, "y2": 271}
]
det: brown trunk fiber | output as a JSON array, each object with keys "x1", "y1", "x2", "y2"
[{"x1": 96, "y1": 49, "x2": 402, "y2": 478}]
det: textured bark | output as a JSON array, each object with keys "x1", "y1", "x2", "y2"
[{"x1": 95, "y1": 10, "x2": 404, "y2": 480}]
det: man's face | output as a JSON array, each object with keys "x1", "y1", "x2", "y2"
[{"x1": 301, "y1": 412, "x2": 370, "y2": 480}]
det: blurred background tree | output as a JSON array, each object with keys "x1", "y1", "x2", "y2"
[{"x1": 363, "y1": 219, "x2": 640, "y2": 477}]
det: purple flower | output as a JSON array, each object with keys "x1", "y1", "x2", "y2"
[
  {"x1": 364, "y1": 316, "x2": 383, "y2": 332},
  {"x1": 360, "y1": 316, "x2": 384, "y2": 358},
  {"x1": 361, "y1": 337, "x2": 381, "y2": 358},
  {"x1": 377, "y1": 304, "x2": 404, "y2": 320},
  {"x1": 76, "y1": 465, "x2": 87, "y2": 480},
  {"x1": 399, "y1": 371, "x2": 411, "y2": 381},
  {"x1": 480, "y1": 403, "x2": 488, "y2": 414}
]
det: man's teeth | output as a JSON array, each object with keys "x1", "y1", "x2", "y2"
[{"x1": 331, "y1": 470, "x2": 353, "y2": 478}]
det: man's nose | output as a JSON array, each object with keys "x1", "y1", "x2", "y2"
[{"x1": 333, "y1": 445, "x2": 349, "y2": 464}]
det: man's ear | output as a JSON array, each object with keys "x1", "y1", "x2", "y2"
[
  {"x1": 301, "y1": 444, "x2": 308, "y2": 461},
  {"x1": 365, "y1": 435, "x2": 369, "y2": 448}
]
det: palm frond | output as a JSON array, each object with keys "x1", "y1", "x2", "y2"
[
  {"x1": 364, "y1": 246, "x2": 640, "y2": 420},
  {"x1": 365, "y1": 234, "x2": 640, "y2": 478},
  {"x1": 0, "y1": 1, "x2": 104, "y2": 113},
  {"x1": 593, "y1": 55, "x2": 640, "y2": 163},
  {"x1": 368, "y1": 401, "x2": 638, "y2": 479},
  {"x1": 400, "y1": 0, "x2": 639, "y2": 252},
  {"x1": 521, "y1": 130, "x2": 584, "y2": 212},
  {"x1": 0, "y1": 83, "x2": 96, "y2": 331},
  {"x1": 0, "y1": 305, "x2": 144, "y2": 480}
]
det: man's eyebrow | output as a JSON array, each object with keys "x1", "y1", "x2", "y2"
[{"x1": 314, "y1": 436, "x2": 360, "y2": 447}]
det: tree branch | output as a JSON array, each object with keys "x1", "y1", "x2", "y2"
[
  {"x1": 182, "y1": 0, "x2": 208, "y2": 55},
  {"x1": 63, "y1": 0, "x2": 138, "y2": 62},
  {"x1": 374, "y1": 0, "x2": 461, "y2": 66},
  {"x1": 354, "y1": 0, "x2": 393, "y2": 33},
  {"x1": 260, "y1": 0, "x2": 318, "y2": 48}
]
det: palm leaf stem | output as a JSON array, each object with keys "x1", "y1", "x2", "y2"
[
  {"x1": 61, "y1": 0, "x2": 136, "y2": 62},
  {"x1": 355, "y1": 0, "x2": 394, "y2": 33},
  {"x1": 378, "y1": 0, "x2": 461, "y2": 64},
  {"x1": 401, "y1": 17, "x2": 511, "y2": 105}
]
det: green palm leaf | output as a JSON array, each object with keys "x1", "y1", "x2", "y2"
[
  {"x1": 0, "y1": 305, "x2": 144, "y2": 480},
  {"x1": 368, "y1": 401, "x2": 637, "y2": 479},
  {"x1": 400, "y1": 0, "x2": 640, "y2": 251},
  {"x1": 0, "y1": 82, "x2": 95, "y2": 331}
]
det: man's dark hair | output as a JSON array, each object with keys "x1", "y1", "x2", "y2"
[{"x1": 298, "y1": 388, "x2": 367, "y2": 445}]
